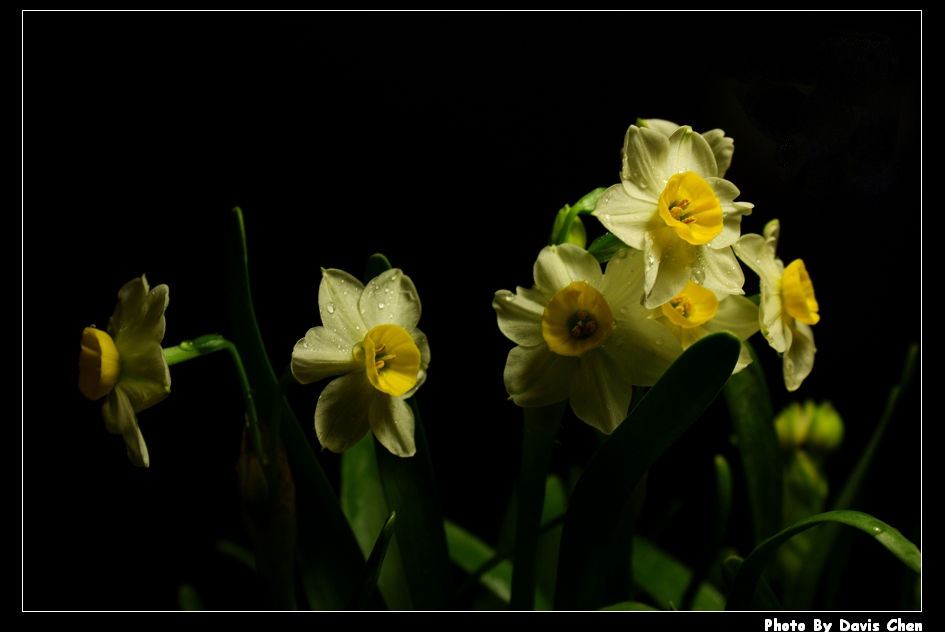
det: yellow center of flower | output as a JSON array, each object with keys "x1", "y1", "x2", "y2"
[
  {"x1": 658, "y1": 171, "x2": 724, "y2": 245},
  {"x1": 541, "y1": 281, "x2": 615, "y2": 357},
  {"x1": 78, "y1": 326, "x2": 121, "y2": 400},
  {"x1": 357, "y1": 324, "x2": 421, "y2": 397},
  {"x1": 660, "y1": 281, "x2": 719, "y2": 328},
  {"x1": 781, "y1": 259, "x2": 820, "y2": 325}
]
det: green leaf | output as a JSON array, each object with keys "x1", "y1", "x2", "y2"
[
  {"x1": 177, "y1": 584, "x2": 204, "y2": 611},
  {"x1": 586, "y1": 232, "x2": 630, "y2": 264},
  {"x1": 225, "y1": 207, "x2": 368, "y2": 610},
  {"x1": 600, "y1": 601, "x2": 660, "y2": 611},
  {"x1": 535, "y1": 475, "x2": 567, "y2": 609},
  {"x1": 362, "y1": 253, "x2": 454, "y2": 610},
  {"x1": 549, "y1": 188, "x2": 606, "y2": 247},
  {"x1": 572, "y1": 187, "x2": 607, "y2": 214},
  {"x1": 554, "y1": 332, "x2": 741, "y2": 610},
  {"x1": 351, "y1": 512, "x2": 397, "y2": 610},
  {"x1": 721, "y1": 555, "x2": 782, "y2": 610},
  {"x1": 681, "y1": 454, "x2": 733, "y2": 610},
  {"x1": 726, "y1": 510, "x2": 921, "y2": 610},
  {"x1": 632, "y1": 536, "x2": 726, "y2": 611},
  {"x1": 341, "y1": 433, "x2": 412, "y2": 609},
  {"x1": 790, "y1": 344, "x2": 919, "y2": 609},
  {"x1": 723, "y1": 340, "x2": 782, "y2": 545},
  {"x1": 215, "y1": 539, "x2": 257, "y2": 572},
  {"x1": 510, "y1": 402, "x2": 565, "y2": 610}
]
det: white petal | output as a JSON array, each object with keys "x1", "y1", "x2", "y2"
[
  {"x1": 783, "y1": 320, "x2": 816, "y2": 392},
  {"x1": 701, "y1": 129, "x2": 734, "y2": 178},
  {"x1": 732, "y1": 342, "x2": 754, "y2": 374},
  {"x1": 504, "y1": 344, "x2": 578, "y2": 407},
  {"x1": 667, "y1": 126, "x2": 717, "y2": 179},
  {"x1": 602, "y1": 317, "x2": 683, "y2": 386},
  {"x1": 108, "y1": 278, "x2": 171, "y2": 404},
  {"x1": 620, "y1": 125, "x2": 672, "y2": 199},
  {"x1": 643, "y1": 227, "x2": 694, "y2": 309},
  {"x1": 370, "y1": 393, "x2": 416, "y2": 457},
  {"x1": 705, "y1": 177, "x2": 752, "y2": 248},
  {"x1": 102, "y1": 385, "x2": 150, "y2": 468},
  {"x1": 314, "y1": 372, "x2": 374, "y2": 453},
  {"x1": 732, "y1": 233, "x2": 782, "y2": 289},
  {"x1": 360, "y1": 268, "x2": 421, "y2": 331},
  {"x1": 592, "y1": 184, "x2": 662, "y2": 250},
  {"x1": 693, "y1": 245, "x2": 745, "y2": 297},
  {"x1": 319, "y1": 269, "x2": 367, "y2": 346},
  {"x1": 533, "y1": 244, "x2": 603, "y2": 300},
  {"x1": 401, "y1": 326, "x2": 431, "y2": 399},
  {"x1": 493, "y1": 288, "x2": 546, "y2": 347},
  {"x1": 600, "y1": 247, "x2": 653, "y2": 321},
  {"x1": 705, "y1": 295, "x2": 760, "y2": 341},
  {"x1": 291, "y1": 326, "x2": 360, "y2": 384},
  {"x1": 569, "y1": 349, "x2": 634, "y2": 434},
  {"x1": 641, "y1": 118, "x2": 681, "y2": 137}
]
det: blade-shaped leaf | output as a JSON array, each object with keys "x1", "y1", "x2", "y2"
[
  {"x1": 351, "y1": 512, "x2": 397, "y2": 610},
  {"x1": 226, "y1": 207, "x2": 368, "y2": 609},
  {"x1": 723, "y1": 341, "x2": 782, "y2": 545},
  {"x1": 554, "y1": 331, "x2": 741, "y2": 610},
  {"x1": 726, "y1": 510, "x2": 921, "y2": 611},
  {"x1": 721, "y1": 555, "x2": 782, "y2": 610},
  {"x1": 632, "y1": 536, "x2": 726, "y2": 611}
]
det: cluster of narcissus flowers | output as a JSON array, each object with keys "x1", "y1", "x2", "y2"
[
  {"x1": 494, "y1": 119, "x2": 821, "y2": 433},
  {"x1": 290, "y1": 267, "x2": 430, "y2": 457},
  {"x1": 78, "y1": 275, "x2": 170, "y2": 467}
]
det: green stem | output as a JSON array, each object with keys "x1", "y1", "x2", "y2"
[
  {"x1": 164, "y1": 334, "x2": 263, "y2": 460},
  {"x1": 267, "y1": 367, "x2": 298, "y2": 497}
]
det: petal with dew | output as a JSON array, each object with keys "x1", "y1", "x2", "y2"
[
  {"x1": 783, "y1": 320, "x2": 816, "y2": 392},
  {"x1": 314, "y1": 372, "x2": 375, "y2": 453},
  {"x1": 604, "y1": 317, "x2": 683, "y2": 386},
  {"x1": 360, "y1": 268, "x2": 421, "y2": 332},
  {"x1": 620, "y1": 125, "x2": 672, "y2": 201},
  {"x1": 533, "y1": 244, "x2": 604, "y2": 300},
  {"x1": 692, "y1": 245, "x2": 744, "y2": 298},
  {"x1": 643, "y1": 227, "x2": 694, "y2": 309},
  {"x1": 705, "y1": 295, "x2": 760, "y2": 342},
  {"x1": 600, "y1": 247, "x2": 654, "y2": 321},
  {"x1": 493, "y1": 287, "x2": 546, "y2": 347},
  {"x1": 569, "y1": 348, "x2": 634, "y2": 434},
  {"x1": 667, "y1": 126, "x2": 718, "y2": 180},
  {"x1": 319, "y1": 269, "x2": 367, "y2": 346},
  {"x1": 369, "y1": 392, "x2": 416, "y2": 457},
  {"x1": 701, "y1": 129, "x2": 734, "y2": 178},
  {"x1": 291, "y1": 326, "x2": 361, "y2": 384},
  {"x1": 593, "y1": 184, "x2": 663, "y2": 250}
]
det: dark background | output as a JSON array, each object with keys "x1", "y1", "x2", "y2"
[{"x1": 26, "y1": 12, "x2": 921, "y2": 611}]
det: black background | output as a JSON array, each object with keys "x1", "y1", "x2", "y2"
[{"x1": 25, "y1": 11, "x2": 921, "y2": 611}]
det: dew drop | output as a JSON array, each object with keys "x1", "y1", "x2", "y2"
[
  {"x1": 692, "y1": 268, "x2": 706, "y2": 284},
  {"x1": 326, "y1": 302, "x2": 335, "y2": 314},
  {"x1": 655, "y1": 338, "x2": 664, "y2": 346},
  {"x1": 504, "y1": 294, "x2": 515, "y2": 302},
  {"x1": 378, "y1": 302, "x2": 386, "y2": 309}
]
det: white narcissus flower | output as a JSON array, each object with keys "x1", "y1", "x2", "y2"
[
  {"x1": 652, "y1": 280, "x2": 760, "y2": 374},
  {"x1": 493, "y1": 244, "x2": 682, "y2": 434},
  {"x1": 291, "y1": 268, "x2": 430, "y2": 457},
  {"x1": 78, "y1": 275, "x2": 170, "y2": 468},
  {"x1": 732, "y1": 219, "x2": 820, "y2": 391},
  {"x1": 639, "y1": 118, "x2": 735, "y2": 178},
  {"x1": 593, "y1": 124, "x2": 754, "y2": 309}
]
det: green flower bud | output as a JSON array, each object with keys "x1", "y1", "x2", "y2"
[{"x1": 807, "y1": 400, "x2": 844, "y2": 454}]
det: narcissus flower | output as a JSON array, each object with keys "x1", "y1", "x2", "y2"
[
  {"x1": 638, "y1": 118, "x2": 735, "y2": 178},
  {"x1": 78, "y1": 275, "x2": 170, "y2": 468},
  {"x1": 593, "y1": 124, "x2": 754, "y2": 309},
  {"x1": 733, "y1": 219, "x2": 819, "y2": 391},
  {"x1": 291, "y1": 268, "x2": 430, "y2": 457},
  {"x1": 652, "y1": 280, "x2": 760, "y2": 373},
  {"x1": 493, "y1": 244, "x2": 682, "y2": 434}
]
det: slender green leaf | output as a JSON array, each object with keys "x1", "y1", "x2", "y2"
[
  {"x1": 535, "y1": 475, "x2": 567, "y2": 610},
  {"x1": 351, "y1": 512, "x2": 397, "y2": 610},
  {"x1": 721, "y1": 555, "x2": 782, "y2": 610},
  {"x1": 586, "y1": 232, "x2": 630, "y2": 264},
  {"x1": 341, "y1": 433, "x2": 412, "y2": 609},
  {"x1": 554, "y1": 332, "x2": 741, "y2": 610},
  {"x1": 600, "y1": 601, "x2": 660, "y2": 611},
  {"x1": 724, "y1": 341, "x2": 782, "y2": 545},
  {"x1": 216, "y1": 539, "x2": 257, "y2": 572},
  {"x1": 791, "y1": 344, "x2": 919, "y2": 609},
  {"x1": 362, "y1": 254, "x2": 453, "y2": 610},
  {"x1": 632, "y1": 536, "x2": 726, "y2": 611},
  {"x1": 510, "y1": 402, "x2": 565, "y2": 610},
  {"x1": 226, "y1": 207, "x2": 368, "y2": 610},
  {"x1": 681, "y1": 454, "x2": 733, "y2": 610},
  {"x1": 726, "y1": 510, "x2": 921, "y2": 610},
  {"x1": 572, "y1": 187, "x2": 607, "y2": 214}
]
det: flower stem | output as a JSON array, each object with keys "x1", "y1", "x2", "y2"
[{"x1": 164, "y1": 334, "x2": 263, "y2": 461}]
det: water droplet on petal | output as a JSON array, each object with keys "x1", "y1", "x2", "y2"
[
  {"x1": 326, "y1": 302, "x2": 335, "y2": 314},
  {"x1": 504, "y1": 294, "x2": 515, "y2": 302},
  {"x1": 655, "y1": 338, "x2": 664, "y2": 346},
  {"x1": 378, "y1": 302, "x2": 386, "y2": 309}
]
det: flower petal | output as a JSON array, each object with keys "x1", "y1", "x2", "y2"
[
  {"x1": 533, "y1": 244, "x2": 603, "y2": 300},
  {"x1": 493, "y1": 287, "x2": 546, "y2": 347},
  {"x1": 783, "y1": 320, "x2": 816, "y2": 392},
  {"x1": 704, "y1": 295, "x2": 760, "y2": 341},
  {"x1": 569, "y1": 348, "x2": 633, "y2": 434},
  {"x1": 360, "y1": 268, "x2": 421, "y2": 332},
  {"x1": 102, "y1": 385, "x2": 151, "y2": 468},
  {"x1": 319, "y1": 269, "x2": 367, "y2": 346},
  {"x1": 732, "y1": 232, "x2": 783, "y2": 290},
  {"x1": 369, "y1": 392, "x2": 416, "y2": 457},
  {"x1": 504, "y1": 344, "x2": 578, "y2": 407},
  {"x1": 593, "y1": 184, "x2": 662, "y2": 250},
  {"x1": 291, "y1": 326, "x2": 361, "y2": 384},
  {"x1": 667, "y1": 126, "x2": 718, "y2": 179},
  {"x1": 600, "y1": 247, "x2": 652, "y2": 321},
  {"x1": 620, "y1": 125, "x2": 672, "y2": 199},
  {"x1": 641, "y1": 118, "x2": 681, "y2": 137},
  {"x1": 643, "y1": 227, "x2": 694, "y2": 309},
  {"x1": 109, "y1": 277, "x2": 169, "y2": 369},
  {"x1": 705, "y1": 177, "x2": 753, "y2": 248},
  {"x1": 314, "y1": 372, "x2": 374, "y2": 453},
  {"x1": 701, "y1": 129, "x2": 734, "y2": 178},
  {"x1": 602, "y1": 317, "x2": 683, "y2": 386},
  {"x1": 693, "y1": 245, "x2": 745, "y2": 297}
]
